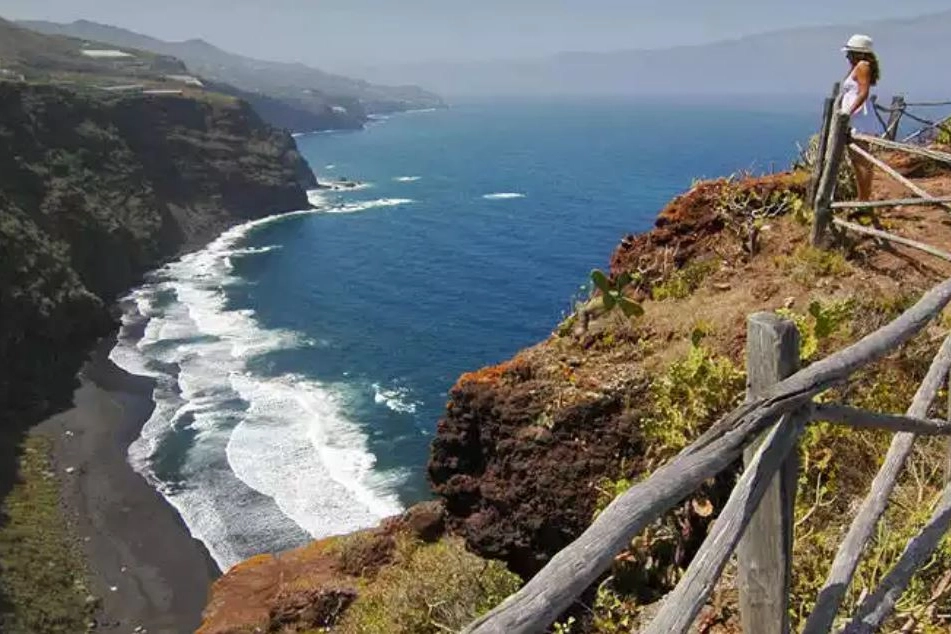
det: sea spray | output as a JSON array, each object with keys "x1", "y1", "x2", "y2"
[{"x1": 109, "y1": 207, "x2": 407, "y2": 570}]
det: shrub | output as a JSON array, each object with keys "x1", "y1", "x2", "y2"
[
  {"x1": 335, "y1": 537, "x2": 521, "y2": 634},
  {"x1": 775, "y1": 245, "x2": 850, "y2": 286},
  {"x1": 776, "y1": 298, "x2": 854, "y2": 362},
  {"x1": 0, "y1": 436, "x2": 94, "y2": 634},
  {"x1": 640, "y1": 339, "x2": 746, "y2": 454},
  {"x1": 938, "y1": 117, "x2": 951, "y2": 146},
  {"x1": 588, "y1": 582, "x2": 642, "y2": 633},
  {"x1": 331, "y1": 529, "x2": 395, "y2": 578},
  {"x1": 651, "y1": 259, "x2": 719, "y2": 302},
  {"x1": 798, "y1": 133, "x2": 857, "y2": 201},
  {"x1": 591, "y1": 270, "x2": 643, "y2": 318},
  {"x1": 713, "y1": 174, "x2": 806, "y2": 255}
]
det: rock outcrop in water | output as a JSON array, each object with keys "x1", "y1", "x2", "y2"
[{"x1": 0, "y1": 81, "x2": 316, "y2": 419}]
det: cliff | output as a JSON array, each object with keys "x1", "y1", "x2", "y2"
[
  {"x1": 200, "y1": 143, "x2": 951, "y2": 632},
  {"x1": 19, "y1": 19, "x2": 447, "y2": 133},
  {"x1": 0, "y1": 81, "x2": 316, "y2": 420}
]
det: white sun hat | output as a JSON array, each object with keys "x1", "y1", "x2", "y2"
[{"x1": 842, "y1": 34, "x2": 874, "y2": 53}]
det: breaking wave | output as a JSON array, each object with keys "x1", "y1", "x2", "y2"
[
  {"x1": 110, "y1": 209, "x2": 406, "y2": 571},
  {"x1": 323, "y1": 198, "x2": 415, "y2": 214},
  {"x1": 372, "y1": 382, "x2": 420, "y2": 415},
  {"x1": 482, "y1": 192, "x2": 526, "y2": 200}
]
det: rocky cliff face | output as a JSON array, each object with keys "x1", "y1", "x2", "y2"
[
  {"x1": 0, "y1": 82, "x2": 316, "y2": 419},
  {"x1": 199, "y1": 152, "x2": 951, "y2": 631}
]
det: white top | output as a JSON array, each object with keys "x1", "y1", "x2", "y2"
[{"x1": 840, "y1": 66, "x2": 881, "y2": 135}]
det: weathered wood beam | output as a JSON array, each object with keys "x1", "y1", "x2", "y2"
[
  {"x1": 812, "y1": 403, "x2": 951, "y2": 435},
  {"x1": 808, "y1": 89, "x2": 839, "y2": 207},
  {"x1": 832, "y1": 196, "x2": 951, "y2": 209},
  {"x1": 802, "y1": 335, "x2": 951, "y2": 634},
  {"x1": 946, "y1": 372, "x2": 951, "y2": 485},
  {"x1": 852, "y1": 133, "x2": 951, "y2": 167},
  {"x1": 832, "y1": 218, "x2": 951, "y2": 263},
  {"x1": 645, "y1": 314, "x2": 801, "y2": 634},
  {"x1": 842, "y1": 482, "x2": 951, "y2": 633},
  {"x1": 642, "y1": 413, "x2": 806, "y2": 634},
  {"x1": 849, "y1": 142, "x2": 951, "y2": 215},
  {"x1": 812, "y1": 113, "x2": 850, "y2": 247},
  {"x1": 737, "y1": 313, "x2": 800, "y2": 634},
  {"x1": 883, "y1": 96, "x2": 905, "y2": 141},
  {"x1": 465, "y1": 279, "x2": 951, "y2": 634}
]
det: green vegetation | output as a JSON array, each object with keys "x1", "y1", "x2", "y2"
[
  {"x1": 641, "y1": 335, "x2": 746, "y2": 454},
  {"x1": 591, "y1": 270, "x2": 643, "y2": 318},
  {"x1": 651, "y1": 259, "x2": 718, "y2": 301},
  {"x1": 938, "y1": 117, "x2": 951, "y2": 146},
  {"x1": 776, "y1": 299, "x2": 855, "y2": 362},
  {"x1": 797, "y1": 133, "x2": 857, "y2": 201},
  {"x1": 588, "y1": 583, "x2": 642, "y2": 633},
  {"x1": 334, "y1": 536, "x2": 521, "y2": 634},
  {"x1": 713, "y1": 173, "x2": 806, "y2": 255},
  {"x1": 768, "y1": 292, "x2": 951, "y2": 631},
  {"x1": 775, "y1": 244, "x2": 851, "y2": 286},
  {"x1": 592, "y1": 476, "x2": 634, "y2": 520},
  {"x1": 330, "y1": 529, "x2": 394, "y2": 578},
  {"x1": 0, "y1": 435, "x2": 93, "y2": 634}
]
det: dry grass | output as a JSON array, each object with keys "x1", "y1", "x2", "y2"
[
  {"x1": 0, "y1": 435, "x2": 93, "y2": 634},
  {"x1": 334, "y1": 536, "x2": 521, "y2": 634}
]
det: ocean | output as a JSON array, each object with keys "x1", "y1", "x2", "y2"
[{"x1": 109, "y1": 97, "x2": 819, "y2": 571}]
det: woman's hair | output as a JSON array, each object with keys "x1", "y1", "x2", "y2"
[{"x1": 850, "y1": 51, "x2": 881, "y2": 86}]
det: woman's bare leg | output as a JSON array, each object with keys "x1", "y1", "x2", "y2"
[{"x1": 849, "y1": 142, "x2": 874, "y2": 201}]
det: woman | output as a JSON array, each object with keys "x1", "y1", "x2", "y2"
[{"x1": 839, "y1": 34, "x2": 881, "y2": 201}]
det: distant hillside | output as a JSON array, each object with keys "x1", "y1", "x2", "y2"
[
  {"x1": 20, "y1": 19, "x2": 445, "y2": 122},
  {"x1": 347, "y1": 10, "x2": 951, "y2": 99},
  {"x1": 0, "y1": 17, "x2": 184, "y2": 81}
]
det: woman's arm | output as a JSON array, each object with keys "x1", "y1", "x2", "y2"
[{"x1": 850, "y1": 61, "x2": 871, "y2": 115}]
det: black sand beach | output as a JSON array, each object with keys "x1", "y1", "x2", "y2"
[{"x1": 38, "y1": 338, "x2": 219, "y2": 633}]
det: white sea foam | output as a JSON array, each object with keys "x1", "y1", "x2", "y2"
[
  {"x1": 110, "y1": 209, "x2": 407, "y2": 570},
  {"x1": 227, "y1": 374, "x2": 402, "y2": 536},
  {"x1": 483, "y1": 192, "x2": 526, "y2": 200},
  {"x1": 372, "y1": 383, "x2": 419, "y2": 415},
  {"x1": 307, "y1": 189, "x2": 329, "y2": 208},
  {"x1": 229, "y1": 245, "x2": 281, "y2": 256},
  {"x1": 331, "y1": 182, "x2": 373, "y2": 193},
  {"x1": 394, "y1": 176, "x2": 422, "y2": 183},
  {"x1": 323, "y1": 198, "x2": 415, "y2": 214}
]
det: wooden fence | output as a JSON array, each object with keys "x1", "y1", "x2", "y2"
[
  {"x1": 873, "y1": 95, "x2": 951, "y2": 145},
  {"x1": 462, "y1": 92, "x2": 951, "y2": 634},
  {"x1": 809, "y1": 82, "x2": 951, "y2": 258}
]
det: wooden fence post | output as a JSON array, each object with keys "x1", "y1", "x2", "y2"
[
  {"x1": 811, "y1": 112, "x2": 851, "y2": 247},
  {"x1": 808, "y1": 96, "x2": 836, "y2": 208},
  {"x1": 808, "y1": 83, "x2": 841, "y2": 208},
  {"x1": 736, "y1": 313, "x2": 801, "y2": 634},
  {"x1": 945, "y1": 370, "x2": 951, "y2": 485},
  {"x1": 885, "y1": 95, "x2": 906, "y2": 141}
]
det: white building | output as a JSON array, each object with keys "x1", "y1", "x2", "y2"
[
  {"x1": 165, "y1": 74, "x2": 205, "y2": 87},
  {"x1": 80, "y1": 49, "x2": 134, "y2": 59}
]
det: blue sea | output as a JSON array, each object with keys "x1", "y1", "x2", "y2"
[{"x1": 109, "y1": 98, "x2": 818, "y2": 570}]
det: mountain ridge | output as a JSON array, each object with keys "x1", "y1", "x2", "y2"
[
  {"x1": 18, "y1": 18, "x2": 445, "y2": 131},
  {"x1": 345, "y1": 9, "x2": 951, "y2": 98}
]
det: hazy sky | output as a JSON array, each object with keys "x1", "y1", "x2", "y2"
[{"x1": 2, "y1": 0, "x2": 949, "y2": 71}]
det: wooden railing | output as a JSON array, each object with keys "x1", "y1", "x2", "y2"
[
  {"x1": 809, "y1": 85, "x2": 951, "y2": 258},
  {"x1": 872, "y1": 95, "x2": 951, "y2": 145},
  {"x1": 462, "y1": 94, "x2": 951, "y2": 634}
]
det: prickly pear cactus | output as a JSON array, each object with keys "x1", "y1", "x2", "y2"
[{"x1": 591, "y1": 269, "x2": 643, "y2": 318}]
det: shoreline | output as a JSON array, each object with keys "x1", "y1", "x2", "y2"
[{"x1": 37, "y1": 336, "x2": 220, "y2": 634}]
